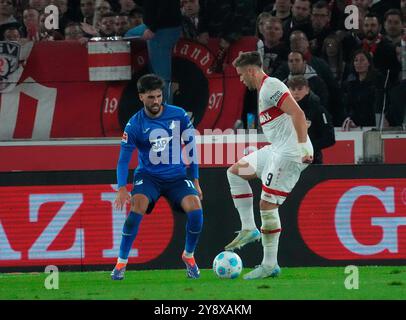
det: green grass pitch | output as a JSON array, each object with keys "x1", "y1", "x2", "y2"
[{"x1": 1, "y1": 266, "x2": 405, "y2": 300}]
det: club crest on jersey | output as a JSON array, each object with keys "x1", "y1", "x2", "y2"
[
  {"x1": 121, "y1": 132, "x2": 128, "y2": 143},
  {"x1": 150, "y1": 136, "x2": 173, "y2": 152}
]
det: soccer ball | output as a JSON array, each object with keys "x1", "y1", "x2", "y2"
[{"x1": 212, "y1": 251, "x2": 243, "y2": 279}]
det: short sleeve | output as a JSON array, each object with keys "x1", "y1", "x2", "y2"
[{"x1": 264, "y1": 78, "x2": 290, "y2": 108}]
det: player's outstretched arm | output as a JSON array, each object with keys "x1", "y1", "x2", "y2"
[{"x1": 280, "y1": 94, "x2": 313, "y2": 163}]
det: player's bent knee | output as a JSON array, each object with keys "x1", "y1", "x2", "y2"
[
  {"x1": 228, "y1": 162, "x2": 256, "y2": 180},
  {"x1": 181, "y1": 195, "x2": 202, "y2": 212},
  {"x1": 130, "y1": 194, "x2": 150, "y2": 214},
  {"x1": 259, "y1": 199, "x2": 279, "y2": 211}
]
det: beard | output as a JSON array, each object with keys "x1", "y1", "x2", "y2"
[
  {"x1": 146, "y1": 103, "x2": 162, "y2": 115},
  {"x1": 365, "y1": 31, "x2": 378, "y2": 40}
]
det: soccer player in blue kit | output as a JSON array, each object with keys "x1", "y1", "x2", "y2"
[{"x1": 111, "y1": 74, "x2": 203, "y2": 280}]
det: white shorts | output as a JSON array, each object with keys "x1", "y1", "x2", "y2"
[{"x1": 240, "y1": 145, "x2": 308, "y2": 205}]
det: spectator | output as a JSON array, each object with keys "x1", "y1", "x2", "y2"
[
  {"x1": 287, "y1": 75, "x2": 335, "y2": 164},
  {"x1": 22, "y1": 8, "x2": 40, "y2": 40},
  {"x1": 142, "y1": 0, "x2": 183, "y2": 102},
  {"x1": 287, "y1": 30, "x2": 344, "y2": 125},
  {"x1": 93, "y1": 0, "x2": 111, "y2": 28},
  {"x1": 128, "y1": 5, "x2": 143, "y2": 28},
  {"x1": 283, "y1": 0, "x2": 313, "y2": 43},
  {"x1": 64, "y1": 21, "x2": 88, "y2": 43},
  {"x1": 80, "y1": 0, "x2": 95, "y2": 24},
  {"x1": 257, "y1": 16, "x2": 289, "y2": 76},
  {"x1": 99, "y1": 12, "x2": 116, "y2": 37},
  {"x1": 181, "y1": 0, "x2": 199, "y2": 40},
  {"x1": 29, "y1": 0, "x2": 49, "y2": 12},
  {"x1": 1, "y1": 23, "x2": 21, "y2": 41},
  {"x1": 271, "y1": 0, "x2": 293, "y2": 24},
  {"x1": 286, "y1": 50, "x2": 329, "y2": 107},
  {"x1": 369, "y1": 0, "x2": 400, "y2": 24},
  {"x1": 119, "y1": 0, "x2": 136, "y2": 14},
  {"x1": 256, "y1": 11, "x2": 273, "y2": 38},
  {"x1": 341, "y1": 49, "x2": 385, "y2": 129},
  {"x1": 321, "y1": 34, "x2": 346, "y2": 85},
  {"x1": 361, "y1": 13, "x2": 400, "y2": 84},
  {"x1": 198, "y1": 0, "x2": 257, "y2": 72},
  {"x1": 95, "y1": 0, "x2": 111, "y2": 16},
  {"x1": 383, "y1": 9, "x2": 403, "y2": 46},
  {"x1": 125, "y1": 20, "x2": 146, "y2": 38},
  {"x1": 114, "y1": 13, "x2": 130, "y2": 36},
  {"x1": 309, "y1": 0, "x2": 334, "y2": 56},
  {"x1": 0, "y1": 0, "x2": 17, "y2": 26}
]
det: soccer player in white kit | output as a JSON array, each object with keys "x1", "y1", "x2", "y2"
[{"x1": 225, "y1": 51, "x2": 314, "y2": 279}]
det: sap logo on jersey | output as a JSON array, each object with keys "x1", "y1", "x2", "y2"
[
  {"x1": 298, "y1": 179, "x2": 406, "y2": 260},
  {"x1": 150, "y1": 137, "x2": 173, "y2": 152}
]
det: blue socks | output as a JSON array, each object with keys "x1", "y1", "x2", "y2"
[
  {"x1": 119, "y1": 211, "x2": 143, "y2": 260},
  {"x1": 185, "y1": 209, "x2": 203, "y2": 255}
]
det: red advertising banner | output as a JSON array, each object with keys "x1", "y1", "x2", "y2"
[
  {"x1": 0, "y1": 184, "x2": 174, "y2": 267},
  {"x1": 298, "y1": 179, "x2": 406, "y2": 260}
]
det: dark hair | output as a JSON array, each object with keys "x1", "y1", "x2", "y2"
[
  {"x1": 137, "y1": 74, "x2": 165, "y2": 93},
  {"x1": 287, "y1": 75, "x2": 309, "y2": 89},
  {"x1": 364, "y1": 12, "x2": 381, "y2": 24},
  {"x1": 383, "y1": 8, "x2": 403, "y2": 24},
  {"x1": 321, "y1": 34, "x2": 344, "y2": 81},
  {"x1": 232, "y1": 51, "x2": 262, "y2": 68},
  {"x1": 288, "y1": 50, "x2": 305, "y2": 60},
  {"x1": 351, "y1": 49, "x2": 376, "y2": 81},
  {"x1": 312, "y1": 0, "x2": 329, "y2": 11}
]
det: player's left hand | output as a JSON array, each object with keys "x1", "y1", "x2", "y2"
[{"x1": 193, "y1": 179, "x2": 203, "y2": 201}]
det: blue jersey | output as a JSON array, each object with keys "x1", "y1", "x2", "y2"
[{"x1": 117, "y1": 104, "x2": 198, "y2": 187}]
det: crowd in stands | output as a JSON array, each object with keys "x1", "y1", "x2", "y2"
[{"x1": 0, "y1": 0, "x2": 405, "y2": 138}]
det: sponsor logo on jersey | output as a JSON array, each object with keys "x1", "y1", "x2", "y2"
[
  {"x1": 150, "y1": 136, "x2": 173, "y2": 152},
  {"x1": 259, "y1": 112, "x2": 272, "y2": 124},
  {"x1": 121, "y1": 132, "x2": 128, "y2": 143},
  {"x1": 270, "y1": 90, "x2": 283, "y2": 103},
  {"x1": 169, "y1": 120, "x2": 176, "y2": 130}
]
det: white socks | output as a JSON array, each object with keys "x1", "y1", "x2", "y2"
[
  {"x1": 227, "y1": 169, "x2": 257, "y2": 230},
  {"x1": 260, "y1": 209, "x2": 281, "y2": 267}
]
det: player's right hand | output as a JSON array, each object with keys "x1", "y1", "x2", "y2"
[
  {"x1": 114, "y1": 187, "x2": 130, "y2": 210},
  {"x1": 299, "y1": 142, "x2": 313, "y2": 164}
]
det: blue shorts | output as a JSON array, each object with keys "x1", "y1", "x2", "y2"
[{"x1": 131, "y1": 172, "x2": 199, "y2": 213}]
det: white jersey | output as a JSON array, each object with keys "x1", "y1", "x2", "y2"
[{"x1": 258, "y1": 76, "x2": 312, "y2": 162}]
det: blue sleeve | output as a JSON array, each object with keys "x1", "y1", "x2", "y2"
[
  {"x1": 117, "y1": 146, "x2": 134, "y2": 187},
  {"x1": 181, "y1": 112, "x2": 199, "y2": 180},
  {"x1": 117, "y1": 126, "x2": 136, "y2": 187}
]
